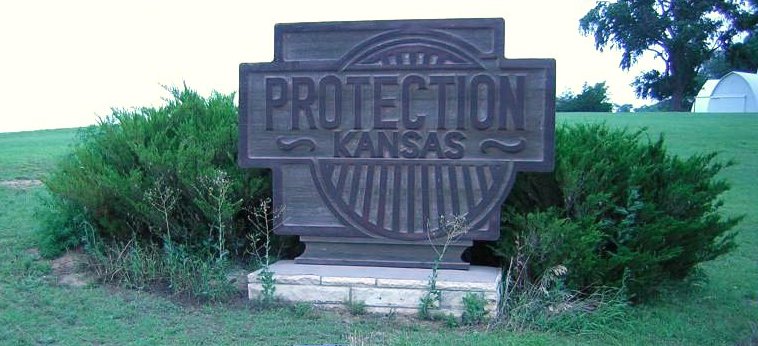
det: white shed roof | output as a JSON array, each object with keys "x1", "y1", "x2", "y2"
[
  {"x1": 691, "y1": 79, "x2": 719, "y2": 112},
  {"x1": 720, "y1": 71, "x2": 758, "y2": 97},
  {"x1": 692, "y1": 72, "x2": 758, "y2": 112},
  {"x1": 709, "y1": 71, "x2": 758, "y2": 112},
  {"x1": 699, "y1": 79, "x2": 719, "y2": 96}
]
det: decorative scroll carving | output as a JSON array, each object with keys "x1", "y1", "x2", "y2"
[
  {"x1": 479, "y1": 138, "x2": 526, "y2": 154},
  {"x1": 276, "y1": 136, "x2": 317, "y2": 152}
]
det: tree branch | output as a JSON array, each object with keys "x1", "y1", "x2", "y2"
[{"x1": 647, "y1": 46, "x2": 669, "y2": 62}]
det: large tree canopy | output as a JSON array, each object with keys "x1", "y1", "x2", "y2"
[{"x1": 580, "y1": 0, "x2": 750, "y2": 111}]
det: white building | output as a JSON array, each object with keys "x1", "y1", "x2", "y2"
[{"x1": 692, "y1": 71, "x2": 758, "y2": 112}]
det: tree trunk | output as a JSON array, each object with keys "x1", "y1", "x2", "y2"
[
  {"x1": 671, "y1": 87, "x2": 685, "y2": 112},
  {"x1": 670, "y1": 56, "x2": 686, "y2": 112}
]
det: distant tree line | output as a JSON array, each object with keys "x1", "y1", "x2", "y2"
[{"x1": 556, "y1": 82, "x2": 613, "y2": 112}]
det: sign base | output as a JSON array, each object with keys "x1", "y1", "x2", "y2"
[
  {"x1": 295, "y1": 236, "x2": 472, "y2": 270},
  {"x1": 248, "y1": 261, "x2": 501, "y2": 317}
]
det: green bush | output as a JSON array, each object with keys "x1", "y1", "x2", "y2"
[
  {"x1": 42, "y1": 86, "x2": 269, "y2": 256},
  {"x1": 39, "y1": 86, "x2": 274, "y2": 300},
  {"x1": 495, "y1": 123, "x2": 740, "y2": 301},
  {"x1": 556, "y1": 82, "x2": 613, "y2": 112}
]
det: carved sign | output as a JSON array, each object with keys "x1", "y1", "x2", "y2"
[{"x1": 239, "y1": 19, "x2": 555, "y2": 269}]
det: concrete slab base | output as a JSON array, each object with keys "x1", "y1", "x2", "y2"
[{"x1": 248, "y1": 260, "x2": 502, "y2": 317}]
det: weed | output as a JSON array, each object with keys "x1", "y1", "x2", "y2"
[
  {"x1": 490, "y1": 233, "x2": 629, "y2": 335},
  {"x1": 256, "y1": 269, "x2": 276, "y2": 306},
  {"x1": 419, "y1": 215, "x2": 468, "y2": 320},
  {"x1": 461, "y1": 292, "x2": 488, "y2": 326},
  {"x1": 290, "y1": 302, "x2": 316, "y2": 319},
  {"x1": 144, "y1": 177, "x2": 178, "y2": 244},
  {"x1": 193, "y1": 170, "x2": 242, "y2": 262},
  {"x1": 345, "y1": 329, "x2": 385, "y2": 346},
  {"x1": 439, "y1": 313, "x2": 460, "y2": 328},
  {"x1": 162, "y1": 242, "x2": 235, "y2": 302},
  {"x1": 247, "y1": 198, "x2": 283, "y2": 307},
  {"x1": 346, "y1": 300, "x2": 367, "y2": 316},
  {"x1": 83, "y1": 211, "x2": 234, "y2": 302}
]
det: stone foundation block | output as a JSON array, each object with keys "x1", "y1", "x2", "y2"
[
  {"x1": 248, "y1": 261, "x2": 502, "y2": 317},
  {"x1": 249, "y1": 282, "x2": 349, "y2": 303},
  {"x1": 351, "y1": 287, "x2": 427, "y2": 307}
]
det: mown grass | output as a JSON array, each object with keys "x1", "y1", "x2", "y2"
[
  {"x1": 0, "y1": 128, "x2": 78, "y2": 180},
  {"x1": 0, "y1": 113, "x2": 756, "y2": 345}
]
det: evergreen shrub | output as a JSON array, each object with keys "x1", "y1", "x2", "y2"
[
  {"x1": 40, "y1": 86, "x2": 272, "y2": 278},
  {"x1": 495, "y1": 123, "x2": 740, "y2": 301}
]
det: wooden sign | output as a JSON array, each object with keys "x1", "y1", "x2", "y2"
[{"x1": 240, "y1": 18, "x2": 555, "y2": 269}]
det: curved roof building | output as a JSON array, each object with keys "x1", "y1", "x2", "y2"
[{"x1": 692, "y1": 72, "x2": 758, "y2": 112}]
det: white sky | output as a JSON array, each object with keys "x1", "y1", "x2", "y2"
[{"x1": 0, "y1": 0, "x2": 660, "y2": 133}]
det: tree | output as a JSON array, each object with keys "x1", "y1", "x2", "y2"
[
  {"x1": 635, "y1": 99, "x2": 672, "y2": 112},
  {"x1": 556, "y1": 82, "x2": 614, "y2": 112},
  {"x1": 725, "y1": 34, "x2": 758, "y2": 71},
  {"x1": 615, "y1": 103, "x2": 633, "y2": 112},
  {"x1": 726, "y1": 0, "x2": 758, "y2": 71},
  {"x1": 580, "y1": 0, "x2": 750, "y2": 111},
  {"x1": 702, "y1": 50, "x2": 734, "y2": 79},
  {"x1": 703, "y1": 2, "x2": 758, "y2": 78}
]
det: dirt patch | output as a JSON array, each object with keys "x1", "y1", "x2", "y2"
[
  {"x1": 0, "y1": 179, "x2": 43, "y2": 189},
  {"x1": 24, "y1": 247, "x2": 41, "y2": 260},
  {"x1": 51, "y1": 249, "x2": 94, "y2": 288},
  {"x1": 736, "y1": 323, "x2": 758, "y2": 346}
]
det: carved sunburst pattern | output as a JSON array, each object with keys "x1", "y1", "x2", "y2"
[
  {"x1": 361, "y1": 44, "x2": 467, "y2": 67},
  {"x1": 313, "y1": 159, "x2": 514, "y2": 241},
  {"x1": 341, "y1": 36, "x2": 484, "y2": 70}
]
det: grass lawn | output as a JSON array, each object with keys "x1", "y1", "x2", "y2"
[
  {"x1": 0, "y1": 113, "x2": 756, "y2": 345},
  {"x1": 0, "y1": 128, "x2": 78, "y2": 180}
]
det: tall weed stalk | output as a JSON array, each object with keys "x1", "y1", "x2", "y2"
[
  {"x1": 247, "y1": 198, "x2": 283, "y2": 306},
  {"x1": 419, "y1": 215, "x2": 468, "y2": 320}
]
